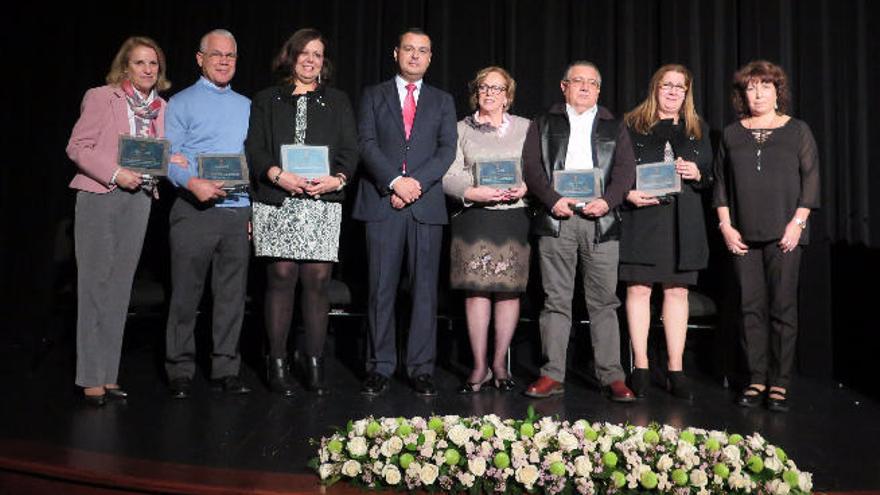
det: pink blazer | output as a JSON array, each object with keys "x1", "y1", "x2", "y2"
[{"x1": 66, "y1": 85, "x2": 166, "y2": 193}]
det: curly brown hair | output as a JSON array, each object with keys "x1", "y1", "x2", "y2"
[{"x1": 731, "y1": 60, "x2": 789, "y2": 118}]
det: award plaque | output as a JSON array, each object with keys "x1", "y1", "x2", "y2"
[
  {"x1": 553, "y1": 169, "x2": 602, "y2": 201},
  {"x1": 636, "y1": 161, "x2": 681, "y2": 196},
  {"x1": 475, "y1": 158, "x2": 522, "y2": 188},
  {"x1": 281, "y1": 144, "x2": 330, "y2": 180},
  {"x1": 198, "y1": 153, "x2": 250, "y2": 191},
  {"x1": 117, "y1": 135, "x2": 170, "y2": 176}
]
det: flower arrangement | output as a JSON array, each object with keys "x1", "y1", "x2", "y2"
[{"x1": 310, "y1": 407, "x2": 813, "y2": 494}]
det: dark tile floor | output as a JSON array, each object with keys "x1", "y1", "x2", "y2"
[{"x1": 2, "y1": 314, "x2": 878, "y2": 493}]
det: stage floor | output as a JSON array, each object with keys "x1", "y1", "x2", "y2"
[{"x1": 1, "y1": 315, "x2": 878, "y2": 493}]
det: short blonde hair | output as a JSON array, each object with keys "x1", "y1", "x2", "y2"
[
  {"x1": 468, "y1": 66, "x2": 516, "y2": 111},
  {"x1": 105, "y1": 36, "x2": 171, "y2": 92}
]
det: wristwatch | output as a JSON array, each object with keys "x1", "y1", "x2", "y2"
[{"x1": 794, "y1": 218, "x2": 807, "y2": 229}]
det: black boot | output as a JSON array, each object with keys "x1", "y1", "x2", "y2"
[
  {"x1": 266, "y1": 356, "x2": 295, "y2": 397},
  {"x1": 305, "y1": 355, "x2": 329, "y2": 396},
  {"x1": 667, "y1": 371, "x2": 694, "y2": 401},
  {"x1": 629, "y1": 368, "x2": 650, "y2": 398}
]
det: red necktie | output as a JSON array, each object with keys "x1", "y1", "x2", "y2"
[{"x1": 402, "y1": 83, "x2": 416, "y2": 174}]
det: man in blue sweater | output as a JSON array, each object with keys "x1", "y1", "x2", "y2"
[{"x1": 164, "y1": 29, "x2": 252, "y2": 399}]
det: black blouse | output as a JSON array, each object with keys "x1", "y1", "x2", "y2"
[
  {"x1": 245, "y1": 84, "x2": 359, "y2": 205},
  {"x1": 713, "y1": 118, "x2": 820, "y2": 244}
]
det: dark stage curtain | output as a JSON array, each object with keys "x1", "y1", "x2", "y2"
[{"x1": 3, "y1": 1, "x2": 878, "y2": 386}]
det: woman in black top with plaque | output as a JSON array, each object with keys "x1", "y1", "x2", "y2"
[
  {"x1": 246, "y1": 28, "x2": 358, "y2": 396},
  {"x1": 620, "y1": 64, "x2": 713, "y2": 401},
  {"x1": 714, "y1": 60, "x2": 820, "y2": 413}
]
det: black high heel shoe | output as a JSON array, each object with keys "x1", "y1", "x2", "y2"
[
  {"x1": 104, "y1": 387, "x2": 128, "y2": 399},
  {"x1": 83, "y1": 393, "x2": 106, "y2": 407},
  {"x1": 736, "y1": 385, "x2": 766, "y2": 408},
  {"x1": 667, "y1": 371, "x2": 694, "y2": 401},
  {"x1": 457, "y1": 369, "x2": 493, "y2": 394},
  {"x1": 766, "y1": 388, "x2": 789, "y2": 413}
]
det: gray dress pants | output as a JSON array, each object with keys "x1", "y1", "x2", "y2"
[
  {"x1": 74, "y1": 189, "x2": 151, "y2": 388},
  {"x1": 537, "y1": 215, "x2": 626, "y2": 385},
  {"x1": 165, "y1": 198, "x2": 250, "y2": 380}
]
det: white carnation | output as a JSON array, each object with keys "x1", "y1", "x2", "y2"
[
  {"x1": 497, "y1": 425, "x2": 517, "y2": 441},
  {"x1": 468, "y1": 456, "x2": 486, "y2": 476},
  {"x1": 728, "y1": 470, "x2": 750, "y2": 489},
  {"x1": 557, "y1": 430, "x2": 579, "y2": 452},
  {"x1": 574, "y1": 455, "x2": 592, "y2": 477},
  {"x1": 690, "y1": 468, "x2": 708, "y2": 487},
  {"x1": 539, "y1": 417, "x2": 558, "y2": 435},
  {"x1": 656, "y1": 454, "x2": 674, "y2": 472},
  {"x1": 419, "y1": 445, "x2": 433, "y2": 458},
  {"x1": 768, "y1": 479, "x2": 791, "y2": 495},
  {"x1": 382, "y1": 464, "x2": 401, "y2": 485},
  {"x1": 381, "y1": 417, "x2": 399, "y2": 433},
  {"x1": 352, "y1": 420, "x2": 367, "y2": 436},
  {"x1": 419, "y1": 463, "x2": 439, "y2": 485},
  {"x1": 457, "y1": 472, "x2": 476, "y2": 488},
  {"x1": 722, "y1": 445, "x2": 741, "y2": 464},
  {"x1": 319, "y1": 463, "x2": 335, "y2": 480},
  {"x1": 605, "y1": 424, "x2": 625, "y2": 438},
  {"x1": 545, "y1": 451, "x2": 563, "y2": 465},
  {"x1": 405, "y1": 461, "x2": 421, "y2": 478},
  {"x1": 515, "y1": 464, "x2": 540, "y2": 489},
  {"x1": 534, "y1": 430, "x2": 553, "y2": 450},
  {"x1": 598, "y1": 435, "x2": 613, "y2": 453},
  {"x1": 798, "y1": 472, "x2": 813, "y2": 492},
  {"x1": 341, "y1": 459, "x2": 362, "y2": 477},
  {"x1": 347, "y1": 436, "x2": 368, "y2": 457},
  {"x1": 764, "y1": 456, "x2": 782, "y2": 473},
  {"x1": 422, "y1": 429, "x2": 437, "y2": 444}
]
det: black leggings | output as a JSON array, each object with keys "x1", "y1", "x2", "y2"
[{"x1": 264, "y1": 260, "x2": 332, "y2": 358}]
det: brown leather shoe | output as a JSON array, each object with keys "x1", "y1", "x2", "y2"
[
  {"x1": 524, "y1": 376, "x2": 564, "y2": 398},
  {"x1": 606, "y1": 380, "x2": 636, "y2": 402}
]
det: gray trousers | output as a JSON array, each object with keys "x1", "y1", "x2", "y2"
[
  {"x1": 538, "y1": 215, "x2": 625, "y2": 385},
  {"x1": 165, "y1": 199, "x2": 250, "y2": 380},
  {"x1": 74, "y1": 189, "x2": 151, "y2": 387},
  {"x1": 733, "y1": 242, "x2": 802, "y2": 389}
]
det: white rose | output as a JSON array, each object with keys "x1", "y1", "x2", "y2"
[
  {"x1": 605, "y1": 424, "x2": 625, "y2": 438},
  {"x1": 381, "y1": 436, "x2": 404, "y2": 457},
  {"x1": 798, "y1": 472, "x2": 813, "y2": 492},
  {"x1": 468, "y1": 456, "x2": 486, "y2": 476},
  {"x1": 382, "y1": 417, "x2": 399, "y2": 433},
  {"x1": 598, "y1": 435, "x2": 613, "y2": 453},
  {"x1": 515, "y1": 464, "x2": 540, "y2": 488},
  {"x1": 557, "y1": 430, "x2": 579, "y2": 452},
  {"x1": 406, "y1": 461, "x2": 421, "y2": 478},
  {"x1": 319, "y1": 463, "x2": 335, "y2": 480},
  {"x1": 533, "y1": 430, "x2": 553, "y2": 450},
  {"x1": 574, "y1": 455, "x2": 592, "y2": 477},
  {"x1": 545, "y1": 451, "x2": 563, "y2": 465},
  {"x1": 768, "y1": 479, "x2": 791, "y2": 495},
  {"x1": 728, "y1": 471, "x2": 749, "y2": 489},
  {"x1": 660, "y1": 425, "x2": 679, "y2": 444},
  {"x1": 443, "y1": 415, "x2": 461, "y2": 428},
  {"x1": 447, "y1": 424, "x2": 470, "y2": 446},
  {"x1": 419, "y1": 445, "x2": 433, "y2": 458},
  {"x1": 528, "y1": 449, "x2": 541, "y2": 464},
  {"x1": 457, "y1": 472, "x2": 476, "y2": 488},
  {"x1": 510, "y1": 442, "x2": 526, "y2": 460},
  {"x1": 347, "y1": 437, "x2": 368, "y2": 457},
  {"x1": 419, "y1": 463, "x2": 439, "y2": 485},
  {"x1": 341, "y1": 460, "x2": 362, "y2": 477},
  {"x1": 656, "y1": 454, "x2": 674, "y2": 472},
  {"x1": 764, "y1": 456, "x2": 782, "y2": 473},
  {"x1": 382, "y1": 464, "x2": 401, "y2": 485},
  {"x1": 748, "y1": 434, "x2": 766, "y2": 451},
  {"x1": 690, "y1": 468, "x2": 708, "y2": 487},
  {"x1": 353, "y1": 420, "x2": 367, "y2": 436}
]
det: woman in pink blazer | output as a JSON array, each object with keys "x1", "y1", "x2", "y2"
[{"x1": 67, "y1": 36, "x2": 180, "y2": 406}]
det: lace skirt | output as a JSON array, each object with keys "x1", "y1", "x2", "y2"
[
  {"x1": 252, "y1": 197, "x2": 341, "y2": 261},
  {"x1": 449, "y1": 207, "x2": 530, "y2": 292}
]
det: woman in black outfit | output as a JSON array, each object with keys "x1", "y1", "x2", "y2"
[
  {"x1": 620, "y1": 64, "x2": 713, "y2": 401},
  {"x1": 714, "y1": 60, "x2": 820, "y2": 412},
  {"x1": 246, "y1": 28, "x2": 358, "y2": 396}
]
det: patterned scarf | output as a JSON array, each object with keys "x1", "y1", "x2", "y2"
[{"x1": 121, "y1": 79, "x2": 161, "y2": 137}]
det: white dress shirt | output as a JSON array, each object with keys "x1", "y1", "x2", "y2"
[
  {"x1": 564, "y1": 104, "x2": 598, "y2": 170},
  {"x1": 395, "y1": 75, "x2": 423, "y2": 107}
]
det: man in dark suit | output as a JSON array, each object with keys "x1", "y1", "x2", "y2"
[{"x1": 353, "y1": 28, "x2": 457, "y2": 397}]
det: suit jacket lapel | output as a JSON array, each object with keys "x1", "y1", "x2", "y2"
[
  {"x1": 409, "y1": 83, "x2": 433, "y2": 142},
  {"x1": 110, "y1": 87, "x2": 130, "y2": 136},
  {"x1": 381, "y1": 79, "x2": 406, "y2": 136}
]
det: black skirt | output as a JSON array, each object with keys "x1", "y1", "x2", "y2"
[
  {"x1": 449, "y1": 207, "x2": 530, "y2": 292},
  {"x1": 619, "y1": 200, "x2": 698, "y2": 285}
]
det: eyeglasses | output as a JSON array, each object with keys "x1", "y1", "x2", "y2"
[
  {"x1": 564, "y1": 77, "x2": 600, "y2": 89},
  {"x1": 660, "y1": 83, "x2": 687, "y2": 93},
  {"x1": 201, "y1": 51, "x2": 237, "y2": 61},
  {"x1": 477, "y1": 84, "x2": 507, "y2": 95}
]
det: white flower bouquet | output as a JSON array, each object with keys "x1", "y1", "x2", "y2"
[{"x1": 310, "y1": 407, "x2": 813, "y2": 494}]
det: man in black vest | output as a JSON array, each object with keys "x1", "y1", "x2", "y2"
[{"x1": 522, "y1": 61, "x2": 637, "y2": 402}]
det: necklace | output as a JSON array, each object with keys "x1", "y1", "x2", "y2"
[{"x1": 745, "y1": 114, "x2": 779, "y2": 172}]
